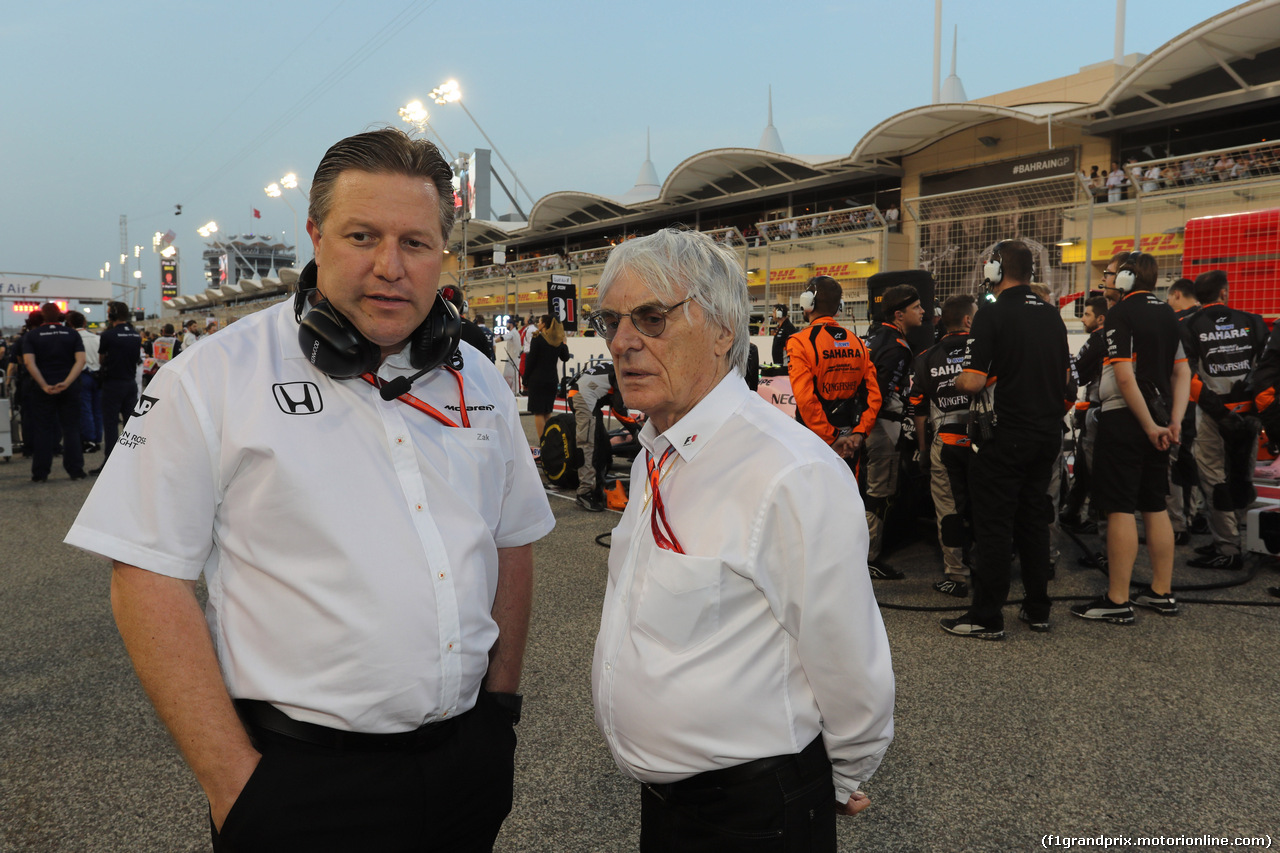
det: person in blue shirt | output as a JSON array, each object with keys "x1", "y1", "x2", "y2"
[{"x1": 21, "y1": 302, "x2": 86, "y2": 482}]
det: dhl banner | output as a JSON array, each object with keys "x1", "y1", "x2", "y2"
[
  {"x1": 1061, "y1": 233, "x2": 1185, "y2": 264},
  {"x1": 749, "y1": 261, "x2": 878, "y2": 285}
]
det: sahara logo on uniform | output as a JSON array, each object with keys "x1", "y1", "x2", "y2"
[
  {"x1": 133, "y1": 395, "x2": 159, "y2": 417},
  {"x1": 273, "y1": 382, "x2": 323, "y2": 415}
]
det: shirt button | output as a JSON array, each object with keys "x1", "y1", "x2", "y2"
[
  {"x1": 605, "y1": 662, "x2": 612, "y2": 671},
  {"x1": 438, "y1": 572, "x2": 446, "y2": 580},
  {"x1": 396, "y1": 436, "x2": 405, "y2": 445},
  {"x1": 416, "y1": 504, "x2": 423, "y2": 511},
  {"x1": 447, "y1": 642, "x2": 454, "y2": 650}
]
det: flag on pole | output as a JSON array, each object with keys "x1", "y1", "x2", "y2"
[{"x1": 253, "y1": 208, "x2": 262, "y2": 219}]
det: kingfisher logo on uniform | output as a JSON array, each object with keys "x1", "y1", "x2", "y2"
[
  {"x1": 273, "y1": 382, "x2": 323, "y2": 415},
  {"x1": 133, "y1": 395, "x2": 159, "y2": 417}
]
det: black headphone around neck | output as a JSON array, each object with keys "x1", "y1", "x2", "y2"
[{"x1": 294, "y1": 260, "x2": 461, "y2": 379}]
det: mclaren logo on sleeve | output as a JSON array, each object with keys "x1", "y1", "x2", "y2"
[
  {"x1": 273, "y1": 382, "x2": 323, "y2": 415},
  {"x1": 133, "y1": 395, "x2": 159, "y2": 417}
]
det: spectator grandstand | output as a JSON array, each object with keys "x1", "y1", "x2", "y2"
[{"x1": 166, "y1": 2, "x2": 1280, "y2": 335}]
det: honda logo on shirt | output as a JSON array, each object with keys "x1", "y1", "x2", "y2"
[{"x1": 273, "y1": 382, "x2": 323, "y2": 415}]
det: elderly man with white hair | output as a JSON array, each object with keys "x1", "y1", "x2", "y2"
[{"x1": 588, "y1": 228, "x2": 895, "y2": 852}]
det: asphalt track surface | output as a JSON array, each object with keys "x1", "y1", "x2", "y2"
[{"x1": 2, "y1": 417, "x2": 1279, "y2": 852}]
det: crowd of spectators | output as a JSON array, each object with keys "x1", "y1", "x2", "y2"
[{"x1": 1085, "y1": 148, "x2": 1278, "y2": 202}]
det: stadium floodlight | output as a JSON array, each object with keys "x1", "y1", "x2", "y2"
[
  {"x1": 400, "y1": 99, "x2": 430, "y2": 125},
  {"x1": 429, "y1": 80, "x2": 460, "y2": 105},
  {"x1": 198, "y1": 221, "x2": 218, "y2": 238},
  {"x1": 265, "y1": 182, "x2": 299, "y2": 253},
  {"x1": 281, "y1": 173, "x2": 298, "y2": 190},
  {"x1": 399, "y1": 99, "x2": 454, "y2": 160},
  {"x1": 429, "y1": 78, "x2": 533, "y2": 214}
]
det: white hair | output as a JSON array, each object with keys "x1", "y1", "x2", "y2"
[{"x1": 596, "y1": 228, "x2": 749, "y2": 374}]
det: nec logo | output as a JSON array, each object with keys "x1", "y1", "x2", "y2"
[{"x1": 273, "y1": 382, "x2": 323, "y2": 415}]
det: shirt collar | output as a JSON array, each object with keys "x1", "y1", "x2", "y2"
[
  {"x1": 638, "y1": 370, "x2": 747, "y2": 463},
  {"x1": 997, "y1": 284, "x2": 1032, "y2": 301}
]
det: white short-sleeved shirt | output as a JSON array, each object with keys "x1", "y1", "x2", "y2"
[
  {"x1": 77, "y1": 329, "x2": 100, "y2": 372},
  {"x1": 592, "y1": 372, "x2": 895, "y2": 803},
  {"x1": 66, "y1": 299, "x2": 555, "y2": 733}
]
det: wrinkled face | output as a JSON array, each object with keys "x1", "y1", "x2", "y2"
[
  {"x1": 307, "y1": 170, "x2": 444, "y2": 358},
  {"x1": 601, "y1": 271, "x2": 734, "y2": 435}
]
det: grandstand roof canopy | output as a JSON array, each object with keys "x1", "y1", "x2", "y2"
[
  {"x1": 847, "y1": 104, "x2": 1048, "y2": 166},
  {"x1": 655, "y1": 148, "x2": 856, "y2": 206},
  {"x1": 1081, "y1": 0, "x2": 1280, "y2": 130}
]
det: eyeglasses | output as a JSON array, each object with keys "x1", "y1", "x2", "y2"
[
  {"x1": 587, "y1": 298, "x2": 692, "y2": 342},
  {"x1": 1101, "y1": 270, "x2": 1117, "y2": 283}
]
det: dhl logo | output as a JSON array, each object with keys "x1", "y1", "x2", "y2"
[
  {"x1": 751, "y1": 263, "x2": 873, "y2": 283},
  {"x1": 1102, "y1": 233, "x2": 1183, "y2": 256}
]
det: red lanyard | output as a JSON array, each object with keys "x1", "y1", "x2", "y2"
[
  {"x1": 646, "y1": 446, "x2": 684, "y2": 554},
  {"x1": 359, "y1": 367, "x2": 470, "y2": 429}
]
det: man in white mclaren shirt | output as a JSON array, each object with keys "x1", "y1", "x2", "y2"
[
  {"x1": 65, "y1": 128, "x2": 554, "y2": 852},
  {"x1": 588, "y1": 228, "x2": 895, "y2": 852}
]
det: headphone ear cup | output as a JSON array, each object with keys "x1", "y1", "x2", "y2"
[
  {"x1": 298, "y1": 300, "x2": 381, "y2": 378},
  {"x1": 1115, "y1": 270, "x2": 1136, "y2": 292},
  {"x1": 799, "y1": 290, "x2": 815, "y2": 312},
  {"x1": 409, "y1": 293, "x2": 462, "y2": 371},
  {"x1": 983, "y1": 260, "x2": 1003, "y2": 286}
]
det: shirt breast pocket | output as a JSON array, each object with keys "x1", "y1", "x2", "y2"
[
  {"x1": 439, "y1": 427, "x2": 504, "y2": 522},
  {"x1": 634, "y1": 551, "x2": 721, "y2": 654}
]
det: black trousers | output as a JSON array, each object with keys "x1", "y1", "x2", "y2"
[
  {"x1": 99, "y1": 377, "x2": 137, "y2": 461},
  {"x1": 639, "y1": 736, "x2": 836, "y2": 853},
  {"x1": 28, "y1": 379, "x2": 83, "y2": 479},
  {"x1": 967, "y1": 431, "x2": 1060, "y2": 627},
  {"x1": 212, "y1": 693, "x2": 516, "y2": 853}
]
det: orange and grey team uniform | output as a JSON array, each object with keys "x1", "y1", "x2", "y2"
[
  {"x1": 909, "y1": 331, "x2": 972, "y2": 581},
  {"x1": 1183, "y1": 302, "x2": 1268, "y2": 555},
  {"x1": 786, "y1": 317, "x2": 880, "y2": 452},
  {"x1": 862, "y1": 322, "x2": 915, "y2": 561}
]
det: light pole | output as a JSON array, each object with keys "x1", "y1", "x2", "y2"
[
  {"x1": 430, "y1": 79, "x2": 535, "y2": 212},
  {"x1": 398, "y1": 100, "x2": 455, "y2": 160},
  {"x1": 265, "y1": 181, "x2": 298, "y2": 263}
]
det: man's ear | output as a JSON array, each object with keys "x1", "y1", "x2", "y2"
[
  {"x1": 713, "y1": 324, "x2": 734, "y2": 360},
  {"x1": 306, "y1": 219, "x2": 322, "y2": 254}
]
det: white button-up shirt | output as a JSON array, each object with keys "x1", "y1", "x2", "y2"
[
  {"x1": 592, "y1": 371, "x2": 894, "y2": 803},
  {"x1": 67, "y1": 299, "x2": 554, "y2": 733}
]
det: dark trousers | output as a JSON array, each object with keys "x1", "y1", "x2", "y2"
[
  {"x1": 212, "y1": 693, "x2": 516, "y2": 853},
  {"x1": 1061, "y1": 430, "x2": 1091, "y2": 520},
  {"x1": 100, "y1": 377, "x2": 137, "y2": 461},
  {"x1": 639, "y1": 736, "x2": 836, "y2": 853},
  {"x1": 29, "y1": 380, "x2": 83, "y2": 479},
  {"x1": 79, "y1": 372, "x2": 103, "y2": 444},
  {"x1": 968, "y1": 431, "x2": 1060, "y2": 627}
]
